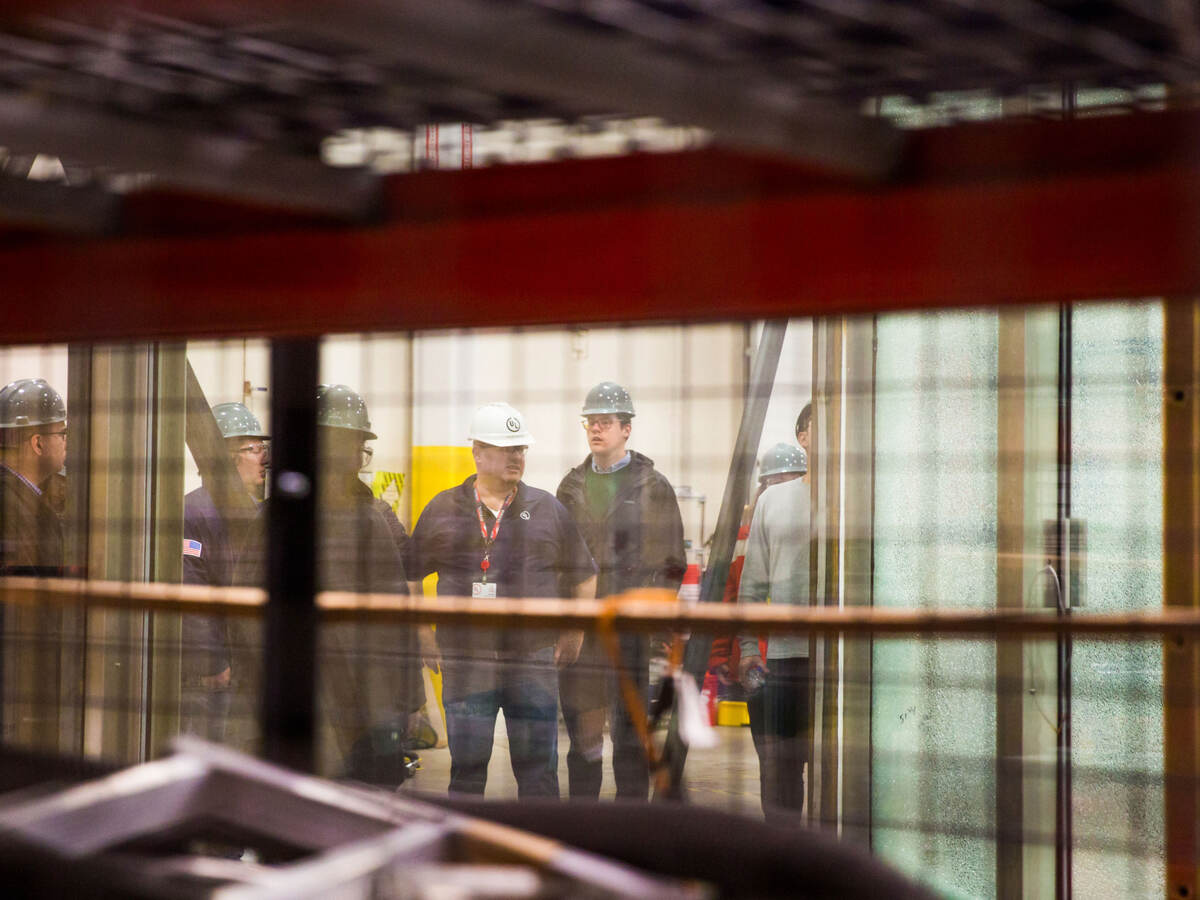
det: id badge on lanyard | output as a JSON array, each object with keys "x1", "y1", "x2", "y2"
[{"x1": 474, "y1": 484, "x2": 514, "y2": 600}]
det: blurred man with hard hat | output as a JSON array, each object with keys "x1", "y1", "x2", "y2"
[
  {"x1": 555, "y1": 381, "x2": 686, "y2": 800},
  {"x1": 313, "y1": 383, "x2": 424, "y2": 784},
  {"x1": 737, "y1": 436, "x2": 813, "y2": 821},
  {"x1": 707, "y1": 442, "x2": 807, "y2": 687},
  {"x1": 235, "y1": 385, "x2": 422, "y2": 784},
  {"x1": 408, "y1": 402, "x2": 596, "y2": 797},
  {"x1": 0, "y1": 378, "x2": 67, "y2": 574},
  {"x1": 0, "y1": 378, "x2": 68, "y2": 749},
  {"x1": 180, "y1": 401, "x2": 270, "y2": 740}
]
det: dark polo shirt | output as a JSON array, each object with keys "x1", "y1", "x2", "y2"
[{"x1": 408, "y1": 475, "x2": 596, "y2": 670}]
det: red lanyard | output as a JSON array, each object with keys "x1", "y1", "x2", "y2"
[{"x1": 474, "y1": 484, "x2": 515, "y2": 582}]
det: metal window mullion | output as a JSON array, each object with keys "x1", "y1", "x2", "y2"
[
  {"x1": 1163, "y1": 298, "x2": 1200, "y2": 900},
  {"x1": 262, "y1": 339, "x2": 319, "y2": 773}
]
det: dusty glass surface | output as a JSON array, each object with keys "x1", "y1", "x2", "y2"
[
  {"x1": 871, "y1": 311, "x2": 999, "y2": 899},
  {"x1": 1069, "y1": 302, "x2": 1164, "y2": 894}
]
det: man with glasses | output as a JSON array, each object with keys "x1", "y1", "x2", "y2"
[
  {"x1": 556, "y1": 382, "x2": 686, "y2": 800},
  {"x1": 181, "y1": 401, "x2": 270, "y2": 740},
  {"x1": 0, "y1": 378, "x2": 69, "y2": 749},
  {"x1": 0, "y1": 378, "x2": 68, "y2": 575},
  {"x1": 408, "y1": 402, "x2": 595, "y2": 797}
]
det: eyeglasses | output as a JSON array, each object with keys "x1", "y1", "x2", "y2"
[
  {"x1": 234, "y1": 442, "x2": 269, "y2": 456},
  {"x1": 361, "y1": 445, "x2": 374, "y2": 467},
  {"x1": 38, "y1": 429, "x2": 67, "y2": 439},
  {"x1": 581, "y1": 416, "x2": 620, "y2": 431}
]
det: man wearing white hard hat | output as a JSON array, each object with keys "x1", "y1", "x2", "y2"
[{"x1": 408, "y1": 402, "x2": 597, "y2": 797}]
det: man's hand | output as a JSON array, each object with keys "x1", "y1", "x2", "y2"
[
  {"x1": 418, "y1": 626, "x2": 442, "y2": 673},
  {"x1": 200, "y1": 666, "x2": 232, "y2": 690},
  {"x1": 555, "y1": 629, "x2": 585, "y2": 668},
  {"x1": 738, "y1": 654, "x2": 767, "y2": 687}
]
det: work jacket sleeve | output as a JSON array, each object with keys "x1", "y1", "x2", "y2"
[
  {"x1": 736, "y1": 499, "x2": 770, "y2": 658},
  {"x1": 554, "y1": 500, "x2": 598, "y2": 596},
  {"x1": 406, "y1": 503, "x2": 441, "y2": 581},
  {"x1": 229, "y1": 506, "x2": 269, "y2": 589},
  {"x1": 647, "y1": 475, "x2": 687, "y2": 592}
]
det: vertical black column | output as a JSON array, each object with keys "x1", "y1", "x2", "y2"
[
  {"x1": 262, "y1": 339, "x2": 319, "y2": 773},
  {"x1": 1054, "y1": 303, "x2": 1073, "y2": 900}
]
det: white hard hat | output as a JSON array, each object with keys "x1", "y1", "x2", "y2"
[{"x1": 468, "y1": 402, "x2": 535, "y2": 448}]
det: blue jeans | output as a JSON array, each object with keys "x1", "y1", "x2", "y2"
[{"x1": 443, "y1": 647, "x2": 559, "y2": 798}]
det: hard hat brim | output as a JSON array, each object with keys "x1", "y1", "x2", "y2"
[
  {"x1": 319, "y1": 424, "x2": 377, "y2": 441},
  {"x1": 581, "y1": 408, "x2": 635, "y2": 418},
  {"x1": 472, "y1": 435, "x2": 534, "y2": 448}
]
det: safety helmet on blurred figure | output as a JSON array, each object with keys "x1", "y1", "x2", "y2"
[
  {"x1": 468, "y1": 402, "x2": 534, "y2": 448},
  {"x1": 581, "y1": 381, "x2": 635, "y2": 418},
  {"x1": 0, "y1": 378, "x2": 66, "y2": 430},
  {"x1": 316, "y1": 384, "x2": 378, "y2": 440},
  {"x1": 212, "y1": 402, "x2": 268, "y2": 441},
  {"x1": 758, "y1": 442, "x2": 807, "y2": 481}
]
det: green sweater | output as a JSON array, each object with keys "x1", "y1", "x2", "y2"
[{"x1": 584, "y1": 463, "x2": 631, "y2": 521}]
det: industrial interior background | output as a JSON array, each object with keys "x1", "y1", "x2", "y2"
[{"x1": 0, "y1": 3, "x2": 1196, "y2": 899}]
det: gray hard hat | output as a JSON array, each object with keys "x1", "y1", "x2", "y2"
[
  {"x1": 759, "y1": 442, "x2": 807, "y2": 480},
  {"x1": 0, "y1": 378, "x2": 66, "y2": 430},
  {"x1": 212, "y1": 402, "x2": 268, "y2": 441},
  {"x1": 582, "y1": 381, "x2": 635, "y2": 418},
  {"x1": 316, "y1": 383, "x2": 377, "y2": 440}
]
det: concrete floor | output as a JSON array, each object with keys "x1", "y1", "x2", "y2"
[{"x1": 398, "y1": 715, "x2": 766, "y2": 819}]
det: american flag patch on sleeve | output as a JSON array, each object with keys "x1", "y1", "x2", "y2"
[{"x1": 183, "y1": 539, "x2": 203, "y2": 558}]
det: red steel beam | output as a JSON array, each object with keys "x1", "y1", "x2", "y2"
[{"x1": 2, "y1": 111, "x2": 1200, "y2": 344}]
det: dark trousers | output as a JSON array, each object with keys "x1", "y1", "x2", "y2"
[
  {"x1": 443, "y1": 648, "x2": 559, "y2": 798},
  {"x1": 746, "y1": 656, "x2": 811, "y2": 821},
  {"x1": 180, "y1": 685, "x2": 231, "y2": 742},
  {"x1": 559, "y1": 633, "x2": 650, "y2": 800}
]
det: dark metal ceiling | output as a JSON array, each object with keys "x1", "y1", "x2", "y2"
[{"x1": 0, "y1": 1, "x2": 1194, "y2": 225}]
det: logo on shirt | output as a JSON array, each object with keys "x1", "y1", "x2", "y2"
[
  {"x1": 520, "y1": 510, "x2": 530, "y2": 520},
  {"x1": 183, "y1": 539, "x2": 203, "y2": 558},
  {"x1": 505, "y1": 417, "x2": 520, "y2": 432}
]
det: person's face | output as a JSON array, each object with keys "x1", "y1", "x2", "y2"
[
  {"x1": 228, "y1": 436, "x2": 269, "y2": 494},
  {"x1": 318, "y1": 428, "x2": 365, "y2": 478},
  {"x1": 474, "y1": 442, "x2": 526, "y2": 486},
  {"x1": 34, "y1": 423, "x2": 68, "y2": 479},
  {"x1": 582, "y1": 414, "x2": 631, "y2": 457},
  {"x1": 796, "y1": 422, "x2": 811, "y2": 452}
]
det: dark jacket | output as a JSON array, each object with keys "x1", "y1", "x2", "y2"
[
  {"x1": 372, "y1": 496, "x2": 411, "y2": 562},
  {"x1": 235, "y1": 478, "x2": 411, "y2": 597},
  {"x1": 556, "y1": 451, "x2": 686, "y2": 599},
  {"x1": 181, "y1": 486, "x2": 237, "y2": 679},
  {"x1": 0, "y1": 466, "x2": 63, "y2": 575},
  {"x1": 233, "y1": 475, "x2": 424, "y2": 759}
]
